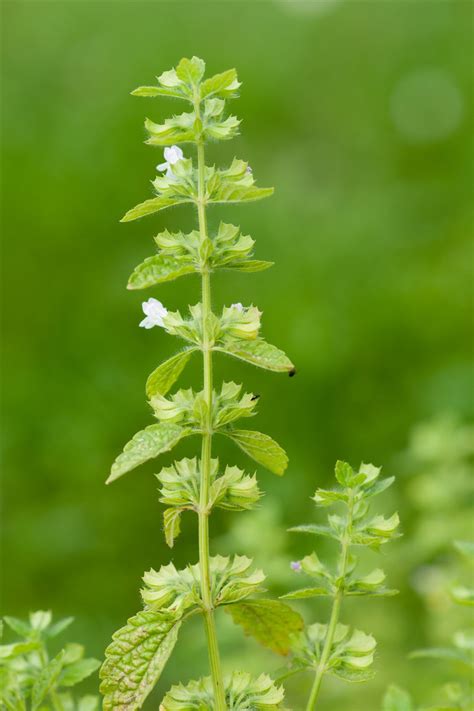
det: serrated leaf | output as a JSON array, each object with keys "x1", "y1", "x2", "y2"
[
  {"x1": 201, "y1": 69, "x2": 241, "y2": 100},
  {"x1": 100, "y1": 610, "x2": 181, "y2": 711},
  {"x1": 225, "y1": 599, "x2": 304, "y2": 656},
  {"x1": 210, "y1": 185, "x2": 274, "y2": 204},
  {"x1": 127, "y1": 255, "x2": 195, "y2": 290},
  {"x1": 225, "y1": 429, "x2": 288, "y2": 475},
  {"x1": 220, "y1": 260, "x2": 274, "y2": 273},
  {"x1": 31, "y1": 651, "x2": 65, "y2": 710},
  {"x1": 59, "y1": 658, "x2": 100, "y2": 687},
  {"x1": 383, "y1": 685, "x2": 414, "y2": 711},
  {"x1": 163, "y1": 508, "x2": 182, "y2": 548},
  {"x1": 107, "y1": 423, "x2": 188, "y2": 484},
  {"x1": 121, "y1": 196, "x2": 191, "y2": 223},
  {"x1": 146, "y1": 350, "x2": 195, "y2": 398},
  {"x1": 218, "y1": 339, "x2": 294, "y2": 373},
  {"x1": 281, "y1": 587, "x2": 331, "y2": 600}
]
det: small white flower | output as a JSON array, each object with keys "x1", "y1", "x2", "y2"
[
  {"x1": 157, "y1": 145, "x2": 184, "y2": 178},
  {"x1": 231, "y1": 302, "x2": 244, "y2": 312},
  {"x1": 139, "y1": 298, "x2": 168, "y2": 329}
]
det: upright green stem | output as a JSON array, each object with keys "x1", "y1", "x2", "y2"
[
  {"x1": 195, "y1": 113, "x2": 227, "y2": 709},
  {"x1": 305, "y1": 492, "x2": 355, "y2": 711}
]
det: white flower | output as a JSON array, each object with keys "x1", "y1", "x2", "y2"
[
  {"x1": 139, "y1": 298, "x2": 168, "y2": 329},
  {"x1": 157, "y1": 145, "x2": 184, "y2": 178},
  {"x1": 231, "y1": 302, "x2": 244, "y2": 312}
]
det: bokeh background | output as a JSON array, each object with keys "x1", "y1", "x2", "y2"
[{"x1": 2, "y1": 0, "x2": 473, "y2": 708}]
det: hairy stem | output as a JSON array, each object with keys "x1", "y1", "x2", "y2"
[
  {"x1": 305, "y1": 492, "x2": 354, "y2": 711},
  {"x1": 196, "y1": 126, "x2": 226, "y2": 709}
]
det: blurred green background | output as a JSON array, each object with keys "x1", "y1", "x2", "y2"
[{"x1": 2, "y1": 0, "x2": 473, "y2": 708}]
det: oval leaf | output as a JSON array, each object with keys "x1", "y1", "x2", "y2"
[
  {"x1": 225, "y1": 429, "x2": 288, "y2": 475},
  {"x1": 100, "y1": 610, "x2": 181, "y2": 711},
  {"x1": 146, "y1": 349, "x2": 195, "y2": 398},
  {"x1": 218, "y1": 339, "x2": 294, "y2": 373},
  {"x1": 225, "y1": 599, "x2": 304, "y2": 655},
  {"x1": 127, "y1": 255, "x2": 195, "y2": 290},
  {"x1": 107, "y1": 423, "x2": 187, "y2": 484}
]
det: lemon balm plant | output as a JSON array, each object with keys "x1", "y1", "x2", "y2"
[
  {"x1": 99, "y1": 57, "x2": 300, "y2": 710},
  {"x1": 279, "y1": 461, "x2": 400, "y2": 710}
]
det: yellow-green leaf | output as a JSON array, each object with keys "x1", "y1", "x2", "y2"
[
  {"x1": 146, "y1": 350, "x2": 196, "y2": 398},
  {"x1": 225, "y1": 599, "x2": 304, "y2": 655},
  {"x1": 107, "y1": 424, "x2": 188, "y2": 484},
  {"x1": 225, "y1": 429, "x2": 288, "y2": 476},
  {"x1": 121, "y1": 196, "x2": 191, "y2": 222},
  {"x1": 127, "y1": 255, "x2": 195, "y2": 289},
  {"x1": 218, "y1": 339, "x2": 294, "y2": 373},
  {"x1": 100, "y1": 610, "x2": 181, "y2": 711}
]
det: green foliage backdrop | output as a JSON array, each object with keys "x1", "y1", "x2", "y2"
[{"x1": 2, "y1": 1, "x2": 472, "y2": 709}]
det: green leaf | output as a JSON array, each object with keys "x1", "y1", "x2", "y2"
[
  {"x1": 217, "y1": 339, "x2": 294, "y2": 373},
  {"x1": 163, "y1": 508, "x2": 183, "y2": 548},
  {"x1": 225, "y1": 429, "x2": 288, "y2": 476},
  {"x1": 382, "y1": 685, "x2": 415, "y2": 711},
  {"x1": 127, "y1": 255, "x2": 195, "y2": 290},
  {"x1": 288, "y1": 524, "x2": 339, "y2": 540},
  {"x1": 107, "y1": 423, "x2": 188, "y2": 484},
  {"x1": 210, "y1": 185, "x2": 274, "y2": 204},
  {"x1": 281, "y1": 587, "x2": 331, "y2": 600},
  {"x1": 0, "y1": 640, "x2": 40, "y2": 659},
  {"x1": 77, "y1": 696, "x2": 99, "y2": 711},
  {"x1": 146, "y1": 349, "x2": 195, "y2": 398},
  {"x1": 3, "y1": 616, "x2": 31, "y2": 638},
  {"x1": 409, "y1": 647, "x2": 472, "y2": 667},
  {"x1": 100, "y1": 610, "x2": 181, "y2": 711},
  {"x1": 131, "y1": 86, "x2": 184, "y2": 99},
  {"x1": 225, "y1": 599, "x2": 304, "y2": 656},
  {"x1": 201, "y1": 69, "x2": 241, "y2": 100},
  {"x1": 221, "y1": 260, "x2": 274, "y2": 273},
  {"x1": 454, "y1": 540, "x2": 474, "y2": 561},
  {"x1": 451, "y1": 586, "x2": 474, "y2": 606},
  {"x1": 121, "y1": 196, "x2": 191, "y2": 222},
  {"x1": 45, "y1": 617, "x2": 75, "y2": 638},
  {"x1": 31, "y1": 651, "x2": 65, "y2": 710},
  {"x1": 59, "y1": 658, "x2": 100, "y2": 688},
  {"x1": 176, "y1": 56, "x2": 205, "y2": 86}
]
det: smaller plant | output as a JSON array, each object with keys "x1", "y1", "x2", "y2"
[
  {"x1": 0, "y1": 610, "x2": 100, "y2": 710},
  {"x1": 383, "y1": 540, "x2": 474, "y2": 711},
  {"x1": 280, "y1": 460, "x2": 400, "y2": 710}
]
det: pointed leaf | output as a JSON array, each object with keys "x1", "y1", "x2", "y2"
[
  {"x1": 131, "y1": 86, "x2": 184, "y2": 99},
  {"x1": 127, "y1": 255, "x2": 195, "y2": 290},
  {"x1": 146, "y1": 349, "x2": 195, "y2": 398},
  {"x1": 218, "y1": 339, "x2": 294, "y2": 373},
  {"x1": 121, "y1": 196, "x2": 191, "y2": 222},
  {"x1": 100, "y1": 610, "x2": 181, "y2": 711},
  {"x1": 225, "y1": 599, "x2": 304, "y2": 656},
  {"x1": 31, "y1": 651, "x2": 65, "y2": 710},
  {"x1": 59, "y1": 658, "x2": 101, "y2": 687},
  {"x1": 107, "y1": 423, "x2": 188, "y2": 484},
  {"x1": 163, "y1": 508, "x2": 183, "y2": 548},
  {"x1": 221, "y1": 260, "x2": 274, "y2": 273},
  {"x1": 201, "y1": 69, "x2": 241, "y2": 100},
  {"x1": 281, "y1": 587, "x2": 332, "y2": 600},
  {"x1": 288, "y1": 524, "x2": 339, "y2": 540},
  {"x1": 3, "y1": 616, "x2": 31, "y2": 638},
  {"x1": 209, "y1": 185, "x2": 274, "y2": 204},
  {"x1": 225, "y1": 429, "x2": 288, "y2": 475}
]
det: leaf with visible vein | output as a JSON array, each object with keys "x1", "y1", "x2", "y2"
[
  {"x1": 225, "y1": 599, "x2": 304, "y2": 655},
  {"x1": 146, "y1": 350, "x2": 196, "y2": 398},
  {"x1": 107, "y1": 423, "x2": 188, "y2": 484},
  {"x1": 281, "y1": 587, "x2": 332, "y2": 600},
  {"x1": 100, "y1": 610, "x2": 181, "y2": 711},
  {"x1": 287, "y1": 524, "x2": 338, "y2": 540},
  {"x1": 209, "y1": 185, "x2": 274, "y2": 204},
  {"x1": 163, "y1": 508, "x2": 183, "y2": 548},
  {"x1": 121, "y1": 196, "x2": 191, "y2": 222},
  {"x1": 127, "y1": 255, "x2": 195, "y2": 289},
  {"x1": 220, "y1": 260, "x2": 274, "y2": 273},
  {"x1": 225, "y1": 429, "x2": 288, "y2": 475},
  {"x1": 218, "y1": 339, "x2": 294, "y2": 373}
]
